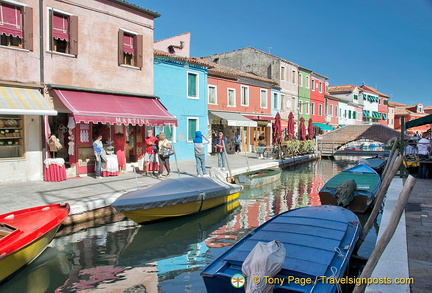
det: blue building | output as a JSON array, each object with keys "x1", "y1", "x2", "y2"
[{"x1": 154, "y1": 52, "x2": 209, "y2": 161}]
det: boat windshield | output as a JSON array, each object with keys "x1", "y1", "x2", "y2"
[{"x1": 0, "y1": 223, "x2": 16, "y2": 240}]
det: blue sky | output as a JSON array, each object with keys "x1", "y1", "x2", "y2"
[{"x1": 132, "y1": 0, "x2": 432, "y2": 106}]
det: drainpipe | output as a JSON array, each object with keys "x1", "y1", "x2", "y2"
[{"x1": 39, "y1": 0, "x2": 47, "y2": 162}]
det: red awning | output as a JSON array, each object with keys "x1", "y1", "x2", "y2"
[
  {"x1": 123, "y1": 34, "x2": 134, "y2": 54},
  {"x1": 53, "y1": 89, "x2": 177, "y2": 126},
  {"x1": 243, "y1": 114, "x2": 275, "y2": 121},
  {"x1": 0, "y1": 3, "x2": 23, "y2": 38}
]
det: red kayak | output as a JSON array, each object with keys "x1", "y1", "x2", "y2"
[{"x1": 0, "y1": 203, "x2": 70, "y2": 283}]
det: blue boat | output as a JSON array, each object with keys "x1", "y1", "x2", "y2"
[
  {"x1": 319, "y1": 164, "x2": 381, "y2": 213},
  {"x1": 201, "y1": 205, "x2": 361, "y2": 293}
]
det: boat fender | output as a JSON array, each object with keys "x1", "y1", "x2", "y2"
[
  {"x1": 198, "y1": 193, "x2": 206, "y2": 212},
  {"x1": 335, "y1": 179, "x2": 357, "y2": 207}
]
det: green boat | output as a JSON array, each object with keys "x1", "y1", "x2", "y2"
[{"x1": 234, "y1": 167, "x2": 281, "y2": 188}]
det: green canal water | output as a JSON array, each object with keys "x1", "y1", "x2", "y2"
[{"x1": 0, "y1": 157, "x2": 379, "y2": 293}]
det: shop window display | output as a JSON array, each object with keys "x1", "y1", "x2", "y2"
[{"x1": 0, "y1": 116, "x2": 24, "y2": 158}]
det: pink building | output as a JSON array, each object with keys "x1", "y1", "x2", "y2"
[{"x1": 0, "y1": 0, "x2": 172, "y2": 181}]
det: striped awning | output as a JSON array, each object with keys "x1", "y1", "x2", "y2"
[{"x1": 0, "y1": 86, "x2": 57, "y2": 116}]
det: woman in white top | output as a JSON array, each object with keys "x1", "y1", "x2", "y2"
[{"x1": 156, "y1": 132, "x2": 172, "y2": 178}]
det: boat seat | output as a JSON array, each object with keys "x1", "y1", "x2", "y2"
[{"x1": 0, "y1": 224, "x2": 16, "y2": 239}]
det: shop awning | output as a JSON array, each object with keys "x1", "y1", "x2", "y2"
[
  {"x1": 313, "y1": 122, "x2": 333, "y2": 131},
  {"x1": 243, "y1": 114, "x2": 274, "y2": 121},
  {"x1": 0, "y1": 86, "x2": 57, "y2": 116},
  {"x1": 53, "y1": 89, "x2": 177, "y2": 126},
  {"x1": 210, "y1": 111, "x2": 257, "y2": 127}
]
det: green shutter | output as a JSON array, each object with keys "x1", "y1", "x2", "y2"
[
  {"x1": 188, "y1": 73, "x2": 197, "y2": 97},
  {"x1": 188, "y1": 119, "x2": 197, "y2": 141},
  {"x1": 164, "y1": 125, "x2": 173, "y2": 141}
]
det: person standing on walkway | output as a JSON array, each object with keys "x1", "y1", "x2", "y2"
[
  {"x1": 193, "y1": 131, "x2": 209, "y2": 176},
  {"x1": 144, "y1": 129, "x2": 158, "y2": 176},
  {"x1": 92, "y1": 135, "x2": 103, "y2": 179},
  {"x1": 234, "y1": 131, "x2": 241, "y2": 154},
  {"x1": 214, "y1": 131, "x2": 227, "y2": 170},
  {"x1": 156, "y1": 132, "x2": 171, "y2": 178},
  {"x1": 417, "y1": 132, "x2": 431, "y2": 179}
]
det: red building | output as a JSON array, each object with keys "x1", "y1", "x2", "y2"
[{"x1": 390, "y1": 102, "x2": 430, "y2": 135}]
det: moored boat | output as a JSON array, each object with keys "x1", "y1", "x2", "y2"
[
  {"x1": 234, "y1": 168, "x2": 281, "y2": 188},
  {"x1": 111, "y1": 177, "x2": 243, "y2": 224},
  {"x1": 0, "y1": 203, "x2": 70, "y2": 283},
  {"x1": 319, "y1": 163, "x2": 381, "y2": 213},
  {"x1": 360, "y1": 157, "x2": 387, "y2": 175},
  {"x1": 201, "y1": 205, "x2": 361, "y2": 293}
]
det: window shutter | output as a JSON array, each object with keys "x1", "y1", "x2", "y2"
[
  {"x1": 23, "y1": 6, "x2": 33, "y2": 51},
  {"x1": 135, "y1": 34, "x2": 143, "y2": 68},
  {"x1": 118, "y1": 30, "x2": 124, "y2": 65},
  {"x1": 69, "y1": 15, "x2": 78, "y2": 55},
  {"x1": 49, "y1": 9, "x2": 54, "y2": 51}
]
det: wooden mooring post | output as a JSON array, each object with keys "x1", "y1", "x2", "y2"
[{"x1": 352, "y1": 175, "x2": 416, "y2": 293}]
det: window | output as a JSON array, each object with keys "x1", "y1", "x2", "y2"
[
  {"x1": 208, "y1": 85, "x2": 217, "y2": 104},
  {"x1": 354, "y1": 94, "x2": 358, "y2": 100},
  {"x1": 348, "y1": 110, "x2": 352, "y2": 119},
  {"x1": 292, "y1": 70, "x2": 296, "y2": 83},
  {"x1": 187, "y1": 72, "x2": 198, "y2": 98},
  {"x1": 260, "y1": 89, "x2": 267, "y2": 108},
  {"x1": 227, "y1": 88, "x2": 235, "y2": 107},
  {"x1": 49, "y1": 10, "x2": 78, "y2": 55},
  {"x1": 241, "y1": 85, "x2": 249, "y2": 106},
  {"x1": 306, "y1": 76, "x2": 310, "y2": 88},
  {"x1": 187, "y1": 118, "x2": 198, "y2": 141},
  {"x1": 318, "y1": 104, "x2": 323, "y2": 116},
  {"x1": 330, "y1": 104, "x2": 333, "y2": 116},
  {"x1": 319, "y1": 82, "x2": 322, "y2": 93},
  {"x1": 310, "y1": 102, "x2": 315, "y2": 115},
  {"x1": 311, "y1": 80, "x2": 315, "y2": 91},
  {"x1": 280, "y1": 94, "x2": 286, "y2": 111},
  {"x1": 298, "y1": 100, "x2": 303, "y2": 114},
  {"x1": 118, "y1": 29, "x2": 143, "y2": 67},
  {"x1": 305, "y1": 102, "x2": 310, "y2": 114},
  {"x1": 298, "y1": 73, "x2": 303, "y2": 87},
  {"x1": 0, "y1": 115, "x2": 24, "y2": 158},
  {"x1": 353, "y1": 111, "x2": 357, "y2": 119},
  {"x1": 163, "y1": 125, "x2": 174, "y2": 141},
  {"x1": 0, "y1": 3, "x2": 33, "y2": 50},
  {"x1": 281, "y1": 66, "x2": 286, "y2": 80},
  {"x1": 273, "y1": 93, "x2": 279, "y2": 110}
]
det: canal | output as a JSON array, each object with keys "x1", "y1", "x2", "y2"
[{"x1": 0, "y1": 157, "x2": 379, "y2": 293}]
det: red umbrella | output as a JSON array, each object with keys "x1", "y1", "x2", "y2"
[
  {"x1": 299, "y1": 117, "x2": 307, "y2": 141},
  {"x1": 307, "y1": 118, "x2": 314, "y2": 140},
  {"x1": 287, "y1": 112, "x2": 295, "y2": 139},
  {"x1": 272, "y1": 113, "x2": 282, "y2": 144}
]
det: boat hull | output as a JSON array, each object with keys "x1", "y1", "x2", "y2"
[
  {"x1": 201, "y1": 205, "x2": 361, "y2": 293},
  {"x1": 234, "y1": 168, "x2": 281, "y2": 188},
  {"x1": 121, "y1": 191, "x2": 240, "y2": 223},
  {"x1": 0, "y1": 225, "x2": 60, "y2": 283}
]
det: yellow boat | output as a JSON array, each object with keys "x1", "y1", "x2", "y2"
[
  {"x1": 112, "y1": 177, "x2": 243, "y2": 224},
  {"x1": 0, "y1": 203, "x2": 70, "y2": 283}
]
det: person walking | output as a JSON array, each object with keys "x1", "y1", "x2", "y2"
[
  {"x1": 193, "y1": 131, "x2": 209, "y2": 176},
  {"x1": 92, "y1": 135, "x2": 103, "y2": 179},
  {"x1": 417, "y1": 132, "x2": 431, "y2": 179},
  {"x1": 214, "y1": 131, "x2": 227, "y2": 170},
  {"x1": 156, "y1": 132, "x2": 172, "y2": 178}
]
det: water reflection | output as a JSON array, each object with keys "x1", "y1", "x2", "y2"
[{"x1": 0, "y1": 158, "x2": 378, "y2": 293}]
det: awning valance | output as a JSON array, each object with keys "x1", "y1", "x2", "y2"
[
  {"x1": 243, "y1": 114, "x2": 274, "y2": 121},
  {"x1": 210, "y1": 111, "x2": 257, "y2": 127},
  {"x1": 313, "y1": 122, "x2": 333, "y2": 131},
  {"x1": 52, "y1": 89, "x2": 177, "y2": 126},
  {"x1": 0, "y1": 86, "x2": 57, "y2": 116}
]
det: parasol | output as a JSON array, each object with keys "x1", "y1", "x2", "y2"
[
  {"x1": 299, "y1": 117, "x2": 307, "y2": 141},
  {"x1": 272, "y1": 113, "x2": 282, "y2": 144},
  {"x1": 307, "y1": 118, "x2": 314, "y2": 140}
]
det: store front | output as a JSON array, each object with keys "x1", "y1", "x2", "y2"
[
  {"x1": 243, "y1": 114, "x2": 273, "y2": 152},
  {"x1": 208, "y1": 111, "x2": 257, "y2": 154},
  {"x1": 50, "y1": 87, "x2": 177, "y2": 176},
  {"x1": 0, "y1": 84, "x2": 57, "y2": 183}
]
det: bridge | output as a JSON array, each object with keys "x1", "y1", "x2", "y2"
[{"x1": 316, "y1": 124, "x2": 408, "y2": 156}]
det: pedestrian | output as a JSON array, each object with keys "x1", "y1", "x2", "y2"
[
  {"x1": 214, "y1": 131, "x2": 227, "y2": 170},
  {"x1": 92, "y1": 135, "x2": 103, "y2": 179},
  {"x1": 417, "y1": 132, "x2": 431, "y2": 179},
  {"x1": 144, "y1": 129, "x2": 158, "y2": 176},
  {"x1": 114, "y1": 131, "x2": 126, "y2": 173},
  {"x1": 156, "y1": 132, "x2": 171, "y2": 178},
  {"x1": 193, "y1": 131, "x2": 209, "y2": 176},
  {"x1": 257, "y1": 132, "x2": 266, "y2": 159},
  {"x1": 234, "y1": 131, "x2": 241, "y2": 154}
]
